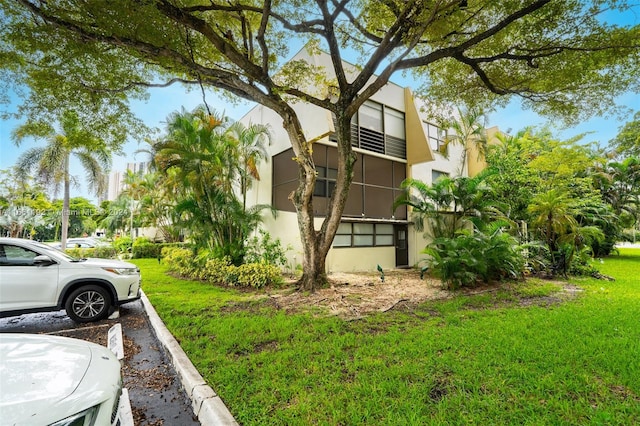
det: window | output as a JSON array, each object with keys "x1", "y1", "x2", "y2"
[
  {"x1": 330, "y1": 101, "x2": 406, "y2": 159},
  {"x1": 384, "y1": 108, "x2": 406, "y2": 158},
  {"x1": 272, "y1": 146, "x2": 407, "y2": 220},
  {"x1": 313, "y1": 166, "x2": 338, "y2": 198},
  {"x1": 376, "y1": 224, "x2": 394, "y2": 246},
  {"x1": 353, "y1": 223, "x2": 374, "y2": 246},
  {"x1": 424, "y1": 122, "x2": 447, "y2": 153},
  {"x1": 333, "y1": 223, "x2": 396, "y2": 248},
  {"x1": 360, "y1": 101, "x2": 383, "y2": 132},
  {"x1": 0, "y1": 245, "x2": 39, "y2": 266},
  {"x1": 432, "y1": 170, "x2": 449, "y2": 183},
  {"x1": 334, "y1": 223, "x2": 353, "y2": 247}
]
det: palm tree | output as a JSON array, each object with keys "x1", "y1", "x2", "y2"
[
  {"x1": 394, "y1": 168, "x2": 507, "y2": 239},
  {"x1": 528, "y1": 189, "x2": 582, "y2": 275},
  {"x1": 225, "y1": 121, "x2": 271, "y2": 209},
  {"x1": 152, "y1": 106, "x2": 273, "y2": 263},
  {"x1": 441, "y1": 106, "x2": 488, "y2": 177},
  {"x1": 121, "y1": 169, "x2": 149, "y2": 241},
  {"x1": 99, "y1": 197, "x2": 131, "y2": 238},
  {"x1": 12, "y1": 111, "x2": 111, "y2": 249},
  {"x1": 594, "y1": 157, "x2": 640, "y2": 219}
]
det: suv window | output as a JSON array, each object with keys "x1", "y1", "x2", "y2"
[{"x1": 0, "y1": 245, "x2": 39, "y2": 266}]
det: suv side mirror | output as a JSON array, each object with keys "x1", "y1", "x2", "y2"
[{"x1": 33, "y1": 255, "x2": 55, "y2": 266}]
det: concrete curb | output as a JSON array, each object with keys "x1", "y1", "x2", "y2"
[{"x1": 140, "y1": 291, "x2": 239, "y2": 426}]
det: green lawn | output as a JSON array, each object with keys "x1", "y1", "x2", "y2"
[{"x1": 135, "y1": 248, "x2": 640, "y2": 425}]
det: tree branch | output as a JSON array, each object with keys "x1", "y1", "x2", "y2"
[{"x1": 397, "y1": 0, "x2": 553, "y2": 70}]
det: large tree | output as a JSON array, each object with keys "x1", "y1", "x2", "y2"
[{"x1": 2, "y1": 1, "x2": 639, "y2": 290}]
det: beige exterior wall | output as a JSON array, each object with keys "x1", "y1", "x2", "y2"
[
  {"x1": 326, "y1": 246, "x2": 396, "y2": 273},
  {"x1": 467, "y1": 125, "x2": 502, "y2": 177}
]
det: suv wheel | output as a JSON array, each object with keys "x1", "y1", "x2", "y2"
[{"x1": 65, "y1": 285, "x2": 111, "y2": 323}]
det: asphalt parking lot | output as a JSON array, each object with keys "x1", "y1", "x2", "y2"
[{"x1": 0, "y1": 300, "x2": 200, "y2": 426}]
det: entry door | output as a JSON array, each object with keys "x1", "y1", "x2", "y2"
[{"x1": 394, "y1": 225, "x2": 409, "y2": 267}]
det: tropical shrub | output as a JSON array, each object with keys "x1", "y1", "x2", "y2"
[
  {"x1": 94, "y1": 245, "x2": 118, "y2": 258},
  {"x1": 519, "y1": 242, "x2": 550, "y2": 276},
  {"x1": 203, "y1": 257, "x2": 233, "y2": 284},
  {"x1": 567, "y1": 246, "x2": 600, "y2": 276},
  {"x1": 234, "y1": 263, "x2": 283, "y2": 288},
  {"x1": 64, "y1": 246, "x2": 118, "y2": 259},
  {"x1": 112, "y1": 236, "x2": 133, "y2": 254},
  {"x1": 64, "y1": 247, "x2": 92, "y2": 259},
  {"x1": 424, "y1": 228, "x2": 524, "y2": 290},
  {"x1": 132, "y1": 237, "x2": 160, "y2": 259},
  {"x1": 123, "y1": 237, "x2": 192, "y2": 259},
  {"x1": 244, "y1": 230, "x2": 290, "y2": 266},
  {"x1": 161, "y1": 247, "x2": 282, "y2": 288},
  {"x1": 162, "y1": 247, "x2": 196, "y2": 276}
]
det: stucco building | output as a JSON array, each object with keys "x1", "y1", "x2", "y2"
[{"x1": 240, "y1": 48, "x2": 495, "y2": 273}]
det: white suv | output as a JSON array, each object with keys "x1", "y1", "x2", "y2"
[
  {"x1": 0, "y1": 237, "x2": 141, "y2": 323},
  {"x1": 0, "y1": 333, "x2": 125, "y2": 425}
]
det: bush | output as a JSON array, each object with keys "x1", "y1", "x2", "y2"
[
  {"x1": 132, "y1": 237, "x2": 159, "y2": 259},
  {"x1": 94, "y1": 246, "x2": 117, "y2": 259},
  {"x1": 235, "y1": 263, "x2": 283, "y2": 288},
  {"x1": 132, "y1": 240, "x2": 192, "y2": 259},
  {"x1": 424, "y1": 228, "x2": 525, "y2": 290},
  {"x1": 203, "y1": 257, "x2": 233, "y2": 284},
  {"x1": 520, "y1": 242, "x2": 550, "y2": 276},
  {"x1": 161, "y1": 247, "x2": 283, "y2": 288},
  {"x1": 567, "y1": 246, "x2": 600, "y2": 276},
  {"x1": 162, "y1": 247, "x2": 197, "y2": 276},
  {"x1": 65, "y1": 247, "x2": 94, "y2": 259},
  {"x1": 113, "y1": 236, "x2": 132, "y2": 254},
  {"x1": 65, "y1": 246, "x2": 117, "y2": 259},
  {"x1": 244, "y1": 230, "x2": 290, "y2": 267}
]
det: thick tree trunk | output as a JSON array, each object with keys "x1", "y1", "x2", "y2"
[{"x1": 283, "y1": 107, "x2": 356, "y2": 292}]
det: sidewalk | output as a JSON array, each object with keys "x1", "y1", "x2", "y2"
[{"x1": 140, "y1": 291, "x2": 239, "y2": 426}]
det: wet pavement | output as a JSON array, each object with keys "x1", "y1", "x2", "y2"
[{"x1": 0, "y1": 300, "x2": 200, "y2": 426}]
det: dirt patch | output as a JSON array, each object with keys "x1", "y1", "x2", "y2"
[
  {"x1": 267, "y1": 269, "x2": 450, "y2": 319},
  {"x1": 260, "y1": 271, "x2": 583, "y2": 320}
]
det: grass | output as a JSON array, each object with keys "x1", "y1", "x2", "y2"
[{"x1": 135, "y1": 248, "x2": 640, "y2": 425}]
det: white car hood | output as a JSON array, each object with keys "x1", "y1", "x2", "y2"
[
  {"x1": 0, "y1": 334, "x2": 120, "y2": 425},
  {"x1": 78, "y1": 257, "x2": 138, "y2": 269}
]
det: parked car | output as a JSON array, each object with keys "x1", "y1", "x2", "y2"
[
  {"x1": 0, "y1": 237, "x2": 141, "y2": 322},
  {"x1": 50, "y1": 237, "x2": 111, "y2": 249},
  {"x1": 0, "y1": 333, "x2": 124, "y2": 425}
]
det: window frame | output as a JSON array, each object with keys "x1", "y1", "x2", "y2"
[
  {"x1": 332, "y1": 222, "x2": 397, "y2": 248},
  {"x1": 424, "y1": 121, "x2": 447, "y2": 154}
]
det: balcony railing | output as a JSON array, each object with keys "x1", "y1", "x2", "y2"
[{"x1": 330, "y1": 122, "x2": 406, "y2": 160}]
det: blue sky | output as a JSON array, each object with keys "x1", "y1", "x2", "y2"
[{"x1": 1, "y1": 5, "x2": 638, "y2": 202}]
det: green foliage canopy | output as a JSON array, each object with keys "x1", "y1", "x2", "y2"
[
  {"x1": 3, "y1": 0, "x2": 638, "y2": 289},
  {"x1": 2, "y1": 1, "x2": 638, "y2": 123},
  {"x1": 611, "y1": 111, "x2": 640, "y2": 157}
]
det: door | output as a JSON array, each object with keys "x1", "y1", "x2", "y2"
[
  {"x1": 0, "y1": 244, "x2": 60, "y2": 311},
  {"x1": 394, "y1": 225, "x2": 409, "y2": 267}
]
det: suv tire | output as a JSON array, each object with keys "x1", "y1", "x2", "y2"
[{"x1": 65, "y1": 285, "x2": 111, "y2": 323}]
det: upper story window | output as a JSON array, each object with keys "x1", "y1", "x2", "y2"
[
  {"x1": 423, "y1": 122, "x2": 447, "y2": 154},
  {"x1": 272, "y1": 146, "x2": 407, "y2": 220},
  {"x1": 330, "y1": 100, "x2": 406, "y2": 159},
  {"x1": 432, "y1": 170, "x2": 449, "y2": 183},
  {"x1": 314, "y1": 166, "x2": 337, "y2": 197}
]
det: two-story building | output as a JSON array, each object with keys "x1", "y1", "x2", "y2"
[{"x1": 240, "y1": 47, "x2": 495, "y2": 273}]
